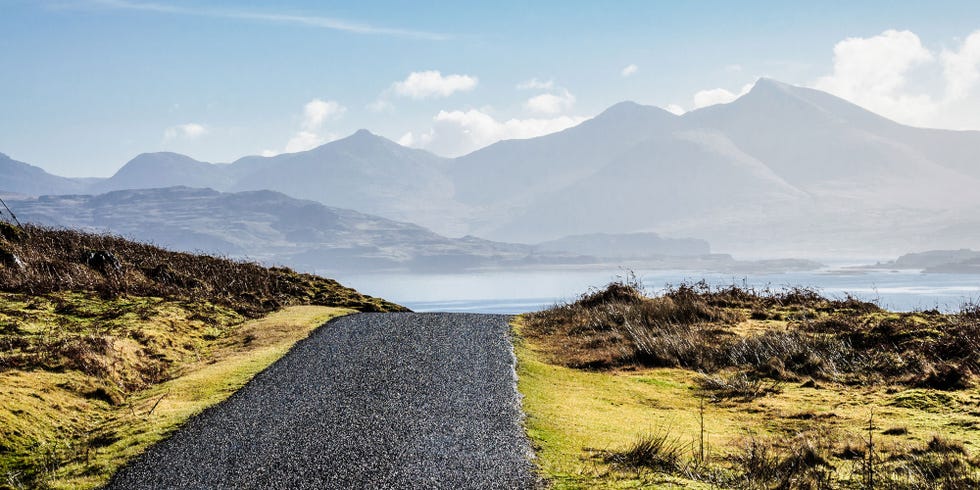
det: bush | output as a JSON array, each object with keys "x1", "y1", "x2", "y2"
[{"x1": 603, "y1": 429, "x2": 686, "y2": 472}]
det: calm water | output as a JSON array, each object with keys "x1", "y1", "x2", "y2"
[{"x1": 333, "y1": 268, "x2": 980, "y2": 314}]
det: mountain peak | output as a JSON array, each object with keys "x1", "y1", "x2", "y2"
[
  {"x1": 330, "y1": 129, "x2": 388, "y2": 147},
  {"x1": 596, "y1": 101, "x2": 674, "y2": 120},
  {"x1": 128, "y1": 151, "x2": 200, "y2": 162},
  {"x1": 752, "y1": 77, "x2": 793, "y2": 91}
]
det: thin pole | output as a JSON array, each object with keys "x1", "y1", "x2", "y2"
[{"x1": 0, "y1": 195, "x2": 22, "y2": 228}]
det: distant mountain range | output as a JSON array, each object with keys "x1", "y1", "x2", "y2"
[
  {"x1": 4, "y1": 78, "x2": 980, "y2": 259},
  {"x1": 5, "y1": 187, "x2": 570, "y2": 274},
  {"x1": 7, "y1": 187, "x2": 815, "y2": 275},
  {"x1": 861, "y1": 249, "x2": 980, "y2": 274}
]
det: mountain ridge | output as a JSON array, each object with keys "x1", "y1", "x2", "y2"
[{"x1": 5, "y1": 79, "x2": 980, "y2": 257}]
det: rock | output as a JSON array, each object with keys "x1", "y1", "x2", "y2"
[
  {"x1": 146, "y1": 263, "x2": 176, "y2": 283},
  {"x1": 0, "y1": 222, "x2": 24, "y2": 242},
  {"x1": 83, "y1": 250, "x2": 122, "y2": 273},
  {"x1": 0, "y1": 247, "x2": 23, "y2": 269}
]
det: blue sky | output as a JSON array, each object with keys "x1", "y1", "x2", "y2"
[{"x1": 4, "y1": 0, "x2": 980, "y2": 177}]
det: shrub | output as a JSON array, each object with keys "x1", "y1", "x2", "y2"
[{"x1": 603, "y1": 429, "x2": 686, "y2": 472}]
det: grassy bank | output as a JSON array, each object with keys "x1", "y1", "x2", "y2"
[
  {"x1": 0, "y1": 224, "x2": 404, "y2": 489},
  {"x1": 516, "y1": 277, "x2": 980, "y2": 488}
]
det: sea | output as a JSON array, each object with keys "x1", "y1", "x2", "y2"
[{"x1": 333, "y1": 267, "x2": 980, "y2": 315}]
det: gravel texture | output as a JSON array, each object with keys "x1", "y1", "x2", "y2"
[{"x1": 104, "y1": 313, "x2": 536, "y2": 489}]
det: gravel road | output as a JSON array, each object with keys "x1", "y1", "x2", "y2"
[{"x1": 104, "y1": 313, "x2": 536, "y2": 489}]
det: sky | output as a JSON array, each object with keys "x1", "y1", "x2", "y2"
[{"x1": 4, "y1": 0, "x2": 980, "y2": 177}]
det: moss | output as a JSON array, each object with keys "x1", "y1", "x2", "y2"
[{"x1": 889, "y1": 389, "x2": 958, "y2": 411}]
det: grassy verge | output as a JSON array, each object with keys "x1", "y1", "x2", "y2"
[
  {"x1": 2, "y1": 304, "x2": 349, "y2": 489},
  {"x1": 515, "y1": 279, "x2": 980, "y2": 489},
  {"x1": 0, "y1": 224, "x2": 403, "y2": 489}
]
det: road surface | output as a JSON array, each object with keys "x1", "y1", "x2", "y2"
[{"x1": 105, "y1": 313, "x2": 536, "y2": 489}]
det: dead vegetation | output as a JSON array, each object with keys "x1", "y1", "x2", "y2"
[
  {"x1": 521, "y1": 275, "x2": 980, "y2": 488},
  {"x1": 523, "y1": 275, "x2": 980, "y2": 389},
  {"x1": 0, "y1": 223, "x2": 403, "y2": 315}
]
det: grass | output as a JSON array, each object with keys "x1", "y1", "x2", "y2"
[
  {"x1": 0, "y1": 224, "x2": 404, "y2": 489},
  {"x1": 2, "y1": 305, "x2": 349, "y2": 489},
  {"x1": 515, "y1": 278, "x2": 980, "y2": 488}
]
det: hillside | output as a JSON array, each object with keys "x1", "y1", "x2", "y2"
[
  {"x1": 0, "y1": 222, "x2": 402, "y2": 488},
  {"x1": 0, "y1": 153, "x2": 90, "y2": 196}
]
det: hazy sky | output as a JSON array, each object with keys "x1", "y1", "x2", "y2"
[{"x1": 4, "y1": 0, "x2": 980, "y2": 177}]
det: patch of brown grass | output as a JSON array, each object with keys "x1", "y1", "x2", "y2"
[
  {"x1": 524, "y1": 278, "x2": 980, "y2": 389},
  {"x1": 0, "y1": 224, "x2": 405, "y2": 315}
]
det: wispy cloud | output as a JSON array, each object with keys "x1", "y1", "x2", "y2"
[
  {"x1": 163, "y1": 122, "x2": 207, "y2": 141},
  {"x1": 84, "y1": 0, "x2": 450, "y2": 40},
  {"x1": 391, "y1": 71, "x2": 478, "y2": 99}
]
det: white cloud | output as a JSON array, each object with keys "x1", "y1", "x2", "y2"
[
  {"x1": 692, "y1": 88, "x2": 738, "y2": 109},
  {"x1": 400, "y1": 108, "x2": 587, "y2": 157},
  {"x1": 263, "y1": 98, "x2": 345, "y2": 155},
  {"x1": 812, "y1": 29, "x2": 937, "y2": 125},
  {"x1": 664, "y1": 104, "x2": 686, "y2": 115},
  {"x1": 391, "y1": 70, "x2": 478, "y2": 99},
  {"x1": 525, "y1": 89, "x2": 576, "y2": 115},
  {"x1": 941, "y1": 31, "x2": 980, "y2": 102},
  {"x1": 301, "y1": 99, "x2": 345, "y2": 130},
  {"x1": 691, "y1": 83, "x2": 753, "y2": 109},
  {"x1": 163, "y1": 123, "x2": 208, "y2": 141},
  {"x1": 397, "y1": 130, "x2": 433, "y2": 148},
  {"x1": 285, "y1": 131, "x2": 338, "y2": 153},
  {"x1": 679, "y1": 30, "x2": 980, "y2": 129},
  {"x1": 517, "y1": 78, "x2": 555, "y2": 90},
  {"x1": 621, "y1": 64, "x2": 638, "y2": 77}
]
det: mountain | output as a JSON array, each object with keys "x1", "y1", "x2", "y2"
[
  {"x1": 92, "y1": 152, "x2": 234, "y2": 193},
  {"x1": 449, "y1": 79, "x2": 980, "y2": 255},
  {"x1": 8, "y1": 79, "x2": 980, "y2": 258},
  {"x1": 6, "y1": 187, "x2": 572, "y2": 274},
  {"x1": 0, "y1": 153, "x2": 90, "y2": 196},
  {"x1": 230, "y1": 130, "x2": 461, "y2": 233},
  {"x1": 450, "y1": 102, "x2": 679, "y2": 207},
  {"x1": 87, "y1": 131, "x2": 463, "y2": 235},
  {"x1": 681, "y1": 79, "x2": 980, "y2": 208}
]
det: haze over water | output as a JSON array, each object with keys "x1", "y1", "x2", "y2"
[{"x1": 338, "y1": 269, "x2": 980, "y2": 315}]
